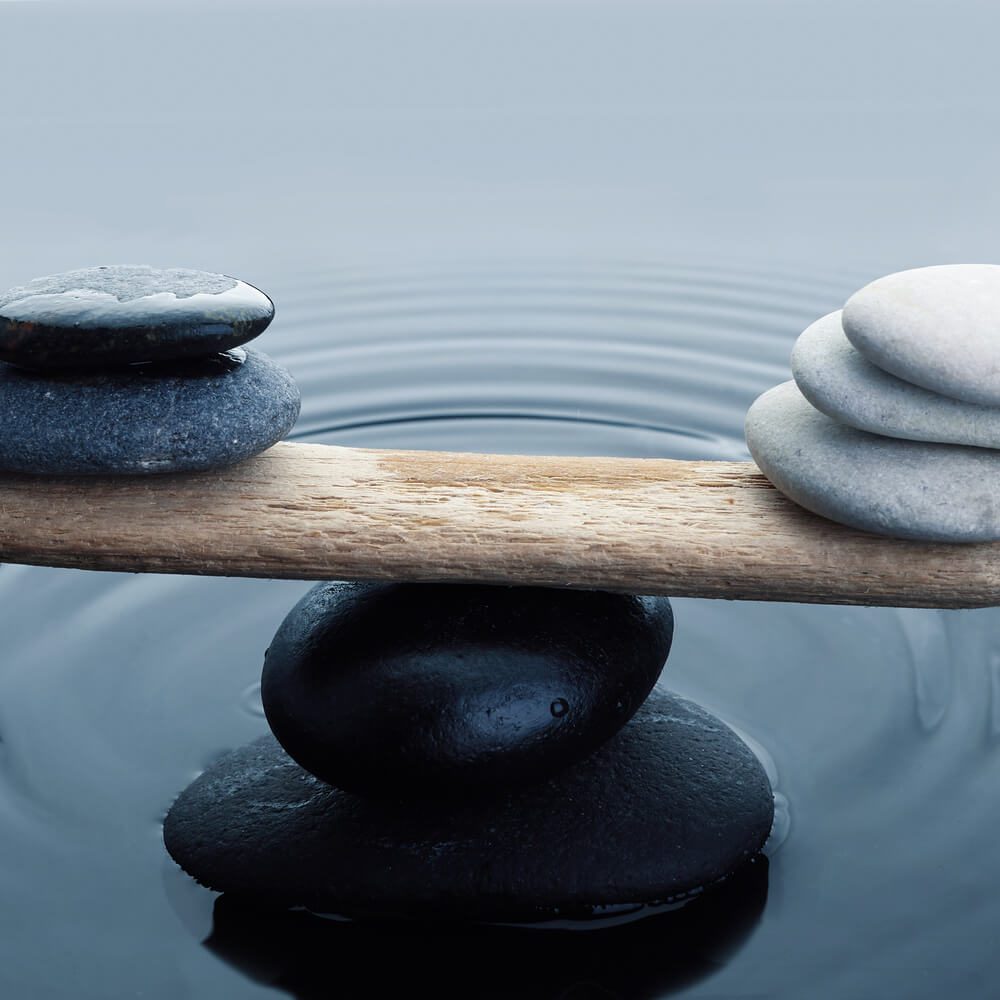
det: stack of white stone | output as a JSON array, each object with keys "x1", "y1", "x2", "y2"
[{"x1": 745, "y1": 265, "x2": 1000, "y2": 541}]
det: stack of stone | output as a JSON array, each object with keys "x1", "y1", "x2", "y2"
[
  {"x1": 0, "y1": 265, "x2": 299, "y2": 475},
  {"x1": 746, "y1": 265, "x2": 1000, "y2": 541},
  {"x1": 164, "y1": 582, "x2": 774, "y2": 923}
]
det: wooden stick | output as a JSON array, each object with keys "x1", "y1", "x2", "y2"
[{"x1": 0, "y1": 441, "x2": 995, "y2": 608}]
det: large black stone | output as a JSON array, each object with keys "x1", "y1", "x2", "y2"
[
  {"x1": 261, "y1": 583, "x2": 674, "y2": 796},
  {"x1": 0, "y1": 265, "x2": 274, "y2": 369},
  {"x1": 204, "y1": 857, "x2": 769, "y2": 997},
  {"x1": 163, "y1": 689, "x2": 774, "y2": 922},
  {"x1": 0, "y1": 348, "x2": 299, "y2": 474}
]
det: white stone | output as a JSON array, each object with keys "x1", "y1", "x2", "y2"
[
  {"x1": 791, "y1": 310, "x2": 1000, "y2": 448},
  {"x1": 842, "y1": 264, "x2": 1000, "y2": 406},
  {"x1": 744, "y1": 380, "x2": 1000, "y2": 542}
]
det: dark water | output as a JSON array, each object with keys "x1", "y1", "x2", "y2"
[{"x1": 3, "y1": 3, "x2": 1000, "y2": 998}]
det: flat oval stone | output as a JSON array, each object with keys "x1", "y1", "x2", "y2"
[
  {"x1": 0, "y1": 348, "x2": 299, "y2": 474},
  {"x1": 0, "y1": 265, "x2": 274, "y2": 369},
  {"x1": 842, "y1": 264, "x2": 1000, "y2": 405},
  {"x1": 261, "y1": 582, "x2": 674, "y2": 796},
  {"x1": 163, "y1": 689, "x2": 774, "y2": 921},
  {"x1": 792, "y1": 310, "x2": 1000, "y2": 448},
  {"x1": 745, "y1": 380, "x2": 1000, "y2": 541}
]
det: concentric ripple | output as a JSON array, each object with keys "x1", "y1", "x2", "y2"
[
  {"x1": 0, "y1": 262, "x2": 994, "y2": 1000},
  {"x1": 270, "y1": 261, "x2": 869, "y2": 455}
]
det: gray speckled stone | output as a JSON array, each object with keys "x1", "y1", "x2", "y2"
[
  {"x1": 0, "y1": 348, "x2": 299, "y2": 475},
  {"x1": 792, "y1": 310, "x2": 1000, "y2": 448},
  {"x1": 843, "y1": 264, "x2": 1000, "y2": 406},
  {"x1": 163, "y1": 689, "x2": 774, "y2": 921},
  {"x1": 745, "y1": 380, "x2": 1000, "y2": 541},
  {"x1": 0, "y1": 265, "x2": 274, "y2": 369}
]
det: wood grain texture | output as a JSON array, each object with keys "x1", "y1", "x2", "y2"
[{"x1": 0, "y1": 440, "x2": 996, "y2": 608}]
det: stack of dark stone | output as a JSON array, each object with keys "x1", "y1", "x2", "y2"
[
  {"x1": 0, "y1": 265, "x2": 299, "y2": 475},
  {"x1": 165, "y1": 582, "x2": 774, "y2": 924}
]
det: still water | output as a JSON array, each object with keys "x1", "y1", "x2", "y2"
[{"x1": 2, "y1": 3, "x2": 1000, "y2": 998}]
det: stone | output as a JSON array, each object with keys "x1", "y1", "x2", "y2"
[
  {"x1": 0, "y1": 348, "x2": 299, "y2": 475},
  {"x1": 842, "y1": 264, "x2": 1000, "y2": 406},
  {"x1": 261, "y1": 582, "x2": 674, "y2": 796},
  {"x1": 0, "y1": 265, "x2": 274, "y2": 369},
  {"x1": 792, "y1": 310, "x2": 1000, "y2": 448},
  {"x1": 745, "y1": 380, "x2": 1000, "y2": 541},
  {"x1": 163, "y1": 689, "x2": 774, "y2": 921},
  {"x1": 205, "y1": 856, "x2": 769, "y2": 993}
]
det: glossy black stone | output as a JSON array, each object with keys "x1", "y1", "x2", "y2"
[
  {"x1": 261, "y1": 582, "x2": 674, "y2": 795},
  {"x1": 163, "y1": 689, "x2": 774, "y2": 921},
  {"x1": 0, "y1": 265, "x2": 274, "y2": 369},
  {"x1": 0, "y1": 348, "x2": 299, "y2": 474},
  {"x1": 205, "y1": 856, "x2": 769, "y2": 996}
]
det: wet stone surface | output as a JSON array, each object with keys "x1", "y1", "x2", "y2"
[
  {"x1": 164, "y1": 688, "x2": 775, "y2": 921},
  {"x1": 206, "y1": 858, "x2": 770, "y2": 998},
  {"x1": 261, "y1": 582, "x2": 675, "y2": 796},
  {"x1": 0, "y1": 265, "x2": 274, "y2": 369},
  {"x1": 0, "y1": 348, "x2": 299, "y2": 474}
]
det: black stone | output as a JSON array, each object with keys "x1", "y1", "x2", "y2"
[
  {"x1": 205, "y1": 857, "x2": 769, "y2": 997},
  {"x1": 163, "y1": 689, "x2": 775, "y2": 921},
  {"x1": 261, "y1": 582, "x2": 674, "y2": 796},
  {"x1": 0, "y1": 265, "x2": 274, "y2": 369},
  {"x1": 0, "y1": 348, "x2": 299, "y2": 475}
]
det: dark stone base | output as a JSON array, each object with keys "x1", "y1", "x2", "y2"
[
  {"x1": 205, "y1": 856, "x2": 769, "y2": 998},
  {"x1": 164, "y1": 689, "x2": 774, "y2": 923}
]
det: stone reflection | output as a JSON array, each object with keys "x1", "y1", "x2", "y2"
[{"x1": 205, "y1": 855, "x2": 769, "y2": 1000}]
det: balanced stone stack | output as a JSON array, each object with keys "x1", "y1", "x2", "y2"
[
  {"x1": 0, "y1": 265, "x2": 299, "y2": 474},
  {"x1": 746, "y1": 265, "x2": 1000, "y2": 541},
  {"x1": 165, "y1": 582, "x2": 774, "y2": 923}
]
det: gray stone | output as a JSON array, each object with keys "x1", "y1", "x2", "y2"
[
  {"x1": 0, "y1": 348, "x2": 299, "y2": 475},
  {"x1": 842, "y1": 264, "x2": 1000, "y2": 405},
  {"x1": 745, "y1": 380, "x2": 1000, "y2": 541},
  {"x1": 163, "y1": 689, "x2": 774, "y2": 921},
  {"x1": 792, "y1": 310, "x2": 1000, "y2": 448},
  {"x1": 0, "y1": 265, "x2": 274, "y2": 369},
  {"x1": 261, "y1": 581, "x2": 674, "y2": 797}
]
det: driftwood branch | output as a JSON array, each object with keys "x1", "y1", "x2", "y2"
[{"x1": 0, "y1": 441, "x2": 995, "y2": 608}]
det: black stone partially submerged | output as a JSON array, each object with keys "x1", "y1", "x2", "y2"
[
  {"x1": 261, "y1": 582, "x2": 674, "y2": 796},
  {"x1": 0, "y1": 265, "x2": 274, "y2": 369},
  {"x1": 206, "y1": 857, "x2": 769, "y2": 997},
  {"x1": 164, "y1": 689, "x2": 774, "y2": 922},
  {"x1": 0, "y1": 348, "x2": 299, "y2": 474}
]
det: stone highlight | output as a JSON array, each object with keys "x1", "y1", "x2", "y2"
[{"x1": 0, "y1": 265, "x2": 274, "y2": 369}]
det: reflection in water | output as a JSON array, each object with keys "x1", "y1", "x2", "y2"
[{"x1": 205, "y1": 856, "x2": 769, "y2": 1000}]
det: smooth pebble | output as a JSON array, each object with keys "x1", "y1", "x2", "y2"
[
  {"x1": 843, "y1": 264, "x2": 1000, "y2": 406},
  {"x1": 792, "y1": 310, "x2": 1000, "y2": 448},
  {"x1": 0, "y1": 348, "x2": 299, "y2": 474},
  {"x1": 0, "y1": 265, "x2": 274, "y2": 369},
  {"x1": 262, "y1": 581, "x2": 674, "y2": 796},
  {"x1": 164, "y1": 689, "x2": 774, "y2": 921},
  {"x1": 745, "y1": 380, "x2": 1000, "y2": 541}
]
